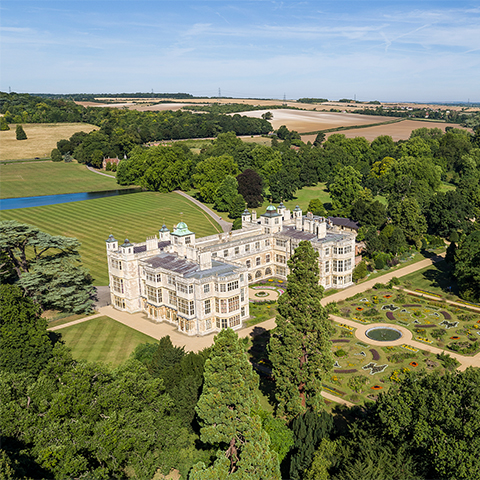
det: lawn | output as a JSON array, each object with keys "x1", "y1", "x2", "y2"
[
  {"x1": 278, "y1": 183, "x2": 330, "y2": 212},
  {"x1": 58, "y1": 316, "x2": 156, "y2": 366},
  {"x1": 0, "y1": 123, "x2": 97, "y2": 161},
  {"x1": 0, "y1": 161, "x2": 123, "y2": 199},
  {"x1": 0, "y1": 191, "x2": 222, "y2": 285}
]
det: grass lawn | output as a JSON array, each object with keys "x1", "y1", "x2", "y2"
[
  {"x1": 0, "y1": 191, "x2": 222, "y2": 285},
  {"x1": 58, "y1": 316, "x2": 156, "y2": 366},
  {"x1": 0, "y1": 161, "x2": 123, "y2": 199},
  {"x1": 0, "y1": 123, "x2": 97, "y2": 161},
  {"x1": 400, "y1": 261, "x2": 460, "y2": 299}
]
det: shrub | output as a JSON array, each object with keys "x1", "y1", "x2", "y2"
[
  {"x1": 16, "y1": 124, "x2": 27, "y2": 140},
  {"x1": 436, "y1": 352, "x2": 460, "y2": 370},
  {"x1": 51, "y1": 148, "x2": 63, "y2": 162},
  {"x1": 335, "y1": 349, "x2": 348, "y2": 357},
  {"x1": 373, "y1": 283, "x2": 386, "y2": 290},
  {"x1": 363, "y1": 307, "x2": 378, "y2": 317},
  {"x1": 353, "y1": 261, "x2": 368, "y2": 282},
  {"x1": 347, "y1": 375, "x2": 370, "y2": 393},
  {"x1": 388, "y1": 276, "x2": 400, "y2": 287}
]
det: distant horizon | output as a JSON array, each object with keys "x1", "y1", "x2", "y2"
[
  {"x1": 6, "y1": 91, "x2": 479, "y2": 106},
  {"x1": 2, "y1": 1, "x2": 479, "y2": 101}
]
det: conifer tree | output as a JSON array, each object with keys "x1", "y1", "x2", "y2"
[
  {"x1": 190, "y1": 329, "x2": 280, "y2": 480},
  {"x1": 15, "y1": 124, "x2": 27, "y2": 140},
  {"x1": 268, "y1": 241, "x2": 334, "y2": 419}
]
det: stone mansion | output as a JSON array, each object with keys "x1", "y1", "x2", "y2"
[{"x1": 106, "y1": 203, "x2": 358, "y2": 336}]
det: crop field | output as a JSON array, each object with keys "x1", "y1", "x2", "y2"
[
  {"x1": 237, "y1": 109, "x2": 394, "y2": 133},
  {"x1": 302, "y1": 119, "x2": 472, "y2": 143},
  {"x1": 59, "y1": 316, "x2": 156, "y2": 365},
  {"x1": 0, "y1": 161, "x2": 123, "y2": 199},
  {"x1": 0, "y1": 123, "x2": 97, "y2": 161},
  {"x1": 0, "y1": 191, "x2": 222, "y2": 285}
]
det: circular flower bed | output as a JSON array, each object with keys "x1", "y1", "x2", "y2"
[
  {"x1": 371, "y1": 385, "x2": 383, "y2": 390},
  {"x1": 384, "y1": 295, "x2": 392, "y2": 298},
  {"x1": 450, "y1": 336, "x2": 460, "y2": 340},
  {"x1": 356, "y1": 307, "x2": 364, "y2": 311},
  {"x1": 409, "y1": 361, "x2": 419, "y2": 367},
  {"x1": 255, "y1": 291, "x2": 269, "y2": 297}
]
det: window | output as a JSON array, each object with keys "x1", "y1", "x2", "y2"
[
  {"x1": 275, "y1": 218, "x2": 279, "y2": 224},
  {"x1": 256, "y1": 257, "x2": 261, "y2": 266},
  {"x1": 112, "y1": 276, "x2": 124, "y2": 294},
  {"x1": 215, "y1": 298, "x2": 219, "y2": 313},
  {"x1": 265, "y1": 228, "x2": 270, "y2": 234},
  {"x1": 167, "y1": 276, "x2": 175, "y2": 285},
  {"x1": 276, "y1": 239, "x2": 286, "y2": 247},
  {"x1": 227, "y1": 281, "x2": 238, "y2": 291},
  {"x1": 324, "y1": 247, "x2": 330, "y2": 256},
  {"x1": 345, "y1": 274, "x2": 352, "y2": 283},
  {"x1": 185, "y1": 236, "x2": 191, "y2": 244},
  {"x1": 246, "y1": 260, "x2": 251, "y2": 268},
  {"x1": 212, "y1": 252, "x2": 217, "y2": 258},
  {"x1": 234, "y1": 246, "x2": 239, "y2": 255},
  {"x1": 277, "y1": 266, "x2": 286, "y2": 276},
  {"x1": 221, "y1": 318, "x2": 228, "y2": 329},
  {"x1": 265, "y1": 239, "x2": 270, "y2": 246},
  {"x1": 248, "y1": 274, "x2": 252, "y2": 281},
  {"x1": 214, "y1": 283, "x2": 218, "y2": 292},
  {"x1": 114, "y1": 296, "x2": 125, "y2": 309},
  {"x1": 345, "y1": 258, "x2": 352, "y2": 271},
  {"x1": 205, "y1": 318, "x2": 212, "y2": 330},
  {"x1": 146, "y1": 286, "x2": 162, "y2": 303},
  {"x1": 240, "y1": 274, "x2": 244, "y2": 282},
  {"x1": 275, "y1": 254, "x2": 286, "y2": 263},
  {"x1": 224, "y1": 249, "x2": 228, "y2": 258},
  {"x1": 245, "y1": 244, "x2": 250, "y2": 252},
  {"x1": 241, "y1": 288, "x2": 245, "y2": 302},
  {"x1": 228, "y1": 296, "x2": 239, "y2": 312},
  {"x1": 265, "y1": 218, "x2": 269, "y2": 224},
  {"x1": 204, "y1": 299, "x2": 211, "y2": 314},
  {"x1": 265, "y1": 267, "x2": 272, "y2": 275},
  {"x1": 111, "y1": 259, "x2": 122, "y2": 270},
  {"x1": 220, "y1": 284, "x2": 226, "y2": 293},
  {"x1": 325, "y1": 261, "x2": 330, "y2": 273},
  {"x1": 255, "y1": 241, "x2": 260, "y2": 250},
  {"x1": 229, "y1": 315, "x2": 241, "y2": 327},
  {"x1": 178, "y1": 298, "x2": 194, "y2": 315},
  {"x1": 241, "y1": 306, "x2": 246, "y2": 317},
  {"x1": 203, "y1": 284, "x2": 210, "y2": 294},
  {"x1": 255, "y1": 270, "x2": 262, "y2": 279},
  {"x1": 220, "y1": 299, "x2": 227, "y2": 314},
  {"x1": 177, "y1": 283, "x2": 188, "y2": 294},
  {"x1": 345, "y1": 245, "x2": 352, "y2": 254},
  {"x1": 146, "y1": 272, "x2": 161, "y2": 283},
  {"x1": 168, "y1": 290, "x2": 177, "y2": 306},
  {"x1": 266, "y1": 254, "x2": 270, "y2": 263},
  {"x1": 334, "y1": 247, "x2": 344, "y2": 255},
  {"x1": 333, "y1": 260, "x2": 344, "y2": 273}
]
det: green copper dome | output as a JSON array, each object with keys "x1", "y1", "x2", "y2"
[
  {"x1": 266, "y1": 204, "x2": 277, "y2": 211},
  {"x1": 172, "y1": 221, "x2": 194, "y2": 237},
  {"x1": 159, "y1": 224, "x2": 169, "y2": 233}
]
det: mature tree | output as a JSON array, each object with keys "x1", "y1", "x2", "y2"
[
  {"x1": 329, "y1": 165, "x2": 366, "y2": 216},
  {"x1": 307, "y1": 198, "x2": 328, "y2": 217},
  {"x1": 313, "y1": 132, "x2": 325, "y2": 147},
  {"x1": 193, "y1": 155, "x2": 240, "y2": 203},
  {"x1": 454, "y1": 231, "x2": 480, "y2": 302},
  {"x1": 0, "y1": 221, "x2": 94, "y2": 313},
  {"x1": 50, "y1": 148, "x2": 63, "y2": 162},
  {"x1": 269, "y1": 168, "x2": 298, "y2": 202},
  {"x1": 15, "y1": 124, "x2": 27, "y2": 140},
  {"x1": 262, "y1": 111, "x2": 273, "y2": 120},
  {"x1": 237, "y1": 168, "x2": 263, "y2": 208},
  {"x1": 352, "y1": 261, "x2": 368, "y2": 282},
  {"x1": 268, "y1": 241, "x2": 334, "y2": 419},
  {"x1": 390, "y1": 197, "x2": 427, "y2": 248},
  {"x1": 0, "y1": 284, "x2": 54, "y2": 376},
  {"x1": 351, "y1": 198, "x2": 386, "y2": 228},
  {"x1": 229, "y1": 194, "x2": 247, "y2": 219},
  {"x1": 0, "y1": 116, "x2": 10, "y2": 131},
  {"x1": 214, "y1": 176, "x2": 240, "y2": 212},
  {"x1": 289, "y1": 411, "x2": 334, "y2": 480},
  {"x1": 191, "y1": 328, "x2": 280, "y2": 479}
]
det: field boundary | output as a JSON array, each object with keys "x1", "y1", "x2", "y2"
[{"x1": 301, "y1": 118, "x2": 405, "y2": 136}]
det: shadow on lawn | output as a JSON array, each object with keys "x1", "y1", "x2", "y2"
[{"x1": 421, "y1": 261, "x2": 459, "y2": 296}]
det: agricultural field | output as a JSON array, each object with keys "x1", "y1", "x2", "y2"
[
  {"x1": 302, "y1": 119, "x2": 472, "y2": 143},
  {"x1": 0, "y1": 122, "x2": 97, "y2": 161},
  {"x1": 0, "y1": 191, "x2": 222, "y2": 285},
  {"x1": 59, "y1": 316, "x2": 156, "y2": 366},
  {"x1": 238, "y1": 109, "x2": 394, "y2": 133},
  {"x1": 0, "y1": 161, "x2": 123, "y2": 198}
]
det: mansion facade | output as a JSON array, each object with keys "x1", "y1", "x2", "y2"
[{"x1": 106, "y1": 203, "x2": 357, "y2": 336}]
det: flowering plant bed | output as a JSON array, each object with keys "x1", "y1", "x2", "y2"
[
  {"x1": 370, "y1": 349, "x2": 380, "y2": 360},
  {"x1": 334, "y1": 369, "x2": 358, "y2": 374}
]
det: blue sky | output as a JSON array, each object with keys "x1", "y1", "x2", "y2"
[{"x1": 1, "y1": 1, "x2": 479, "y2": 102}]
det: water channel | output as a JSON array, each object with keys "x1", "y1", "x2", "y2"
[{"x1": 0, "y1": 188, "x2": 142, "y2": 210}]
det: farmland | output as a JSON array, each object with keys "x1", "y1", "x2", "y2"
[
  {"x1": 302, "y1": 119, "x2": 473, "y2": 143},
  {"x1": 0, "y1": 191, "x2": 222, "y2": 285},
  {"x1": 0, "y1": 161, "x2": 124, "y2": 198},
  {"x1": 0, "y1": 122, "x2": 97, "y2": 161}
]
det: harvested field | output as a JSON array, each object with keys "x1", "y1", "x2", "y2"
[
  {"x1": 301, "y1": 119, "x2": 472, "y2": 143},
  {"x1": 0, "y1": 123, "x2": 97, "y2": 161},
  {"x1": 237, "y1": 109, "x2": 393, "y2": 133}
]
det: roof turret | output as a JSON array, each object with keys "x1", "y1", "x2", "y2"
[
  {"x1": 121, "y1": 238, "x2": 133, "y2": 248},
  {"x1": 106, "y1": 234, "x2": 117, "y2": 243},
  {"x1": 172, "y1": 221, "x2": 194, "y2": 237}
]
